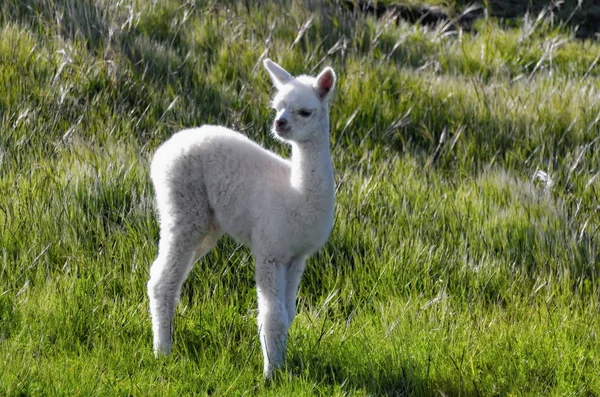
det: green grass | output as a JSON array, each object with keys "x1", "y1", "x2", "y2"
[
  {"x1": 1, "y1": 0, "x2": 599, "y2": 395},
  {"x1": 378, "y1": 0, "x2": 600, "y2": 39}
]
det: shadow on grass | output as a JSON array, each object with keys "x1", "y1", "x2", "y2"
[
  {"x1": 457, "y1": 0, "x2": 599, "y2": 39},
  {"x1": 340, "y1": 0, "x2": 599, "y2": 39},
  {"x1": 285, "y1": 351, "x2": 483, "y2": 396},
  {"x1": 1, "y1": 0, "x2": 111, "y2": 52},
  {"x1": 2, "y1": 0, "x2": 233, "y2": 146}
]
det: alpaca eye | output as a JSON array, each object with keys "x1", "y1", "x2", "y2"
[{"x1": 298, "y1": 109, "x2": 312, "y2": 117}]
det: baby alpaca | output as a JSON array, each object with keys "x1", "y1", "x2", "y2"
[{"x1": 147, "y1": 58, "x2": 337, "y2": 379}]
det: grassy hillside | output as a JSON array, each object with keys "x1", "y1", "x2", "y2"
[
  {"x1": 454, "y1": 0, "x2": 600, "y2": 39},
  {"x1": 1, "y1": 0, "x2": 599, "y2": 395}
]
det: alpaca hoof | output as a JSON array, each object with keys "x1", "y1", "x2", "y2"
[{"x1": 153, "y1": 341, "x2": 172, "y2": 357}]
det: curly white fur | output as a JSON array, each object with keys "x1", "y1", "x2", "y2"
[{"x1": 147, "y1": 59, "x2": 337, "y2": 379}]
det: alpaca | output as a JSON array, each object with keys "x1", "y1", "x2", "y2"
[{"x1": 147, "y1": 58, "x2": 337, "y2": 379}]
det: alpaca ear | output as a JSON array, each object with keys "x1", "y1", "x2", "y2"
[
  {"x1": 263, "y1": 58, "x2": 293, "y2": 89},
  {"x1": 314, "y1": 67, "x2": 336, "y2": 100}
]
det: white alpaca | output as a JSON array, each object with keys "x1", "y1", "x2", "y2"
[{"x1": 147, "y1": 59, "x2": 337, "y2": 379}]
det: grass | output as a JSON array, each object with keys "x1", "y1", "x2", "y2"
[
  {"x1": 379, "y1": 0, "x2": 600, "y2": 39},
  {"x1": 1, "y1": 0, "x2": 599, "y2": 395}
]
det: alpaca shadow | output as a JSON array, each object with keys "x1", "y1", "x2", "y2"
[{"x1": 285, "y1": 352, "x2": 484, "y2": 396}]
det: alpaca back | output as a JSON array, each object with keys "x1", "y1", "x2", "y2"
[{"x1": 151, "y1": 125, "x2": 293, "y2": 249}]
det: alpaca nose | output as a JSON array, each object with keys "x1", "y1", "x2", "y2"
[{"x1": 275, "y1": 118, "x2": 288, "y2": 128}]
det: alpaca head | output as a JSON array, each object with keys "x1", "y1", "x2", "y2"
[{"x1": 263, "y1": 58, "x2": 336, "y2": 144}]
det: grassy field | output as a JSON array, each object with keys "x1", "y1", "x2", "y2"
[{"x1": 1, "y1": 0, "x2": 599, "y2": 395}]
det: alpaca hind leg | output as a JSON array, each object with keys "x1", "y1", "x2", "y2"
[
  {"x1": 148, "y1": 219, "x2": 208, "y2": 356},
  {"x1": 285, "y1": 256, "x2": 307, "y2": 328},
  {"x1": 191, "y1": 222, "x2": 222, "y2": 263},
  {"x1": 255, "y1": 257, "x2": 289, "y2": 379}
]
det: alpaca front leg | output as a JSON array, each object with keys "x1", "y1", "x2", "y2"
[
  {"x1": 286, "y1": 256, "x2": 307, "y2": 327},
  {"x1": 255, "y1": 258, "x2": 289, "y2": 379}
]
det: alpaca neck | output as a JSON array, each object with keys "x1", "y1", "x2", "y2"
[{"x1": 290, "y1": 129, "x2": 334, "y2": 201}]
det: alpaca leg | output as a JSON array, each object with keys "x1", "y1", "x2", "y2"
[
  {"x1": 255, "y1": 257, "x2": 289, "y2": 379},
  {"x1": 285, "y1": 256, "x2": 307, "y2": 327},
  {"x1": 148, "y1": 223, "x2": 207, "y2": 356},
  {"x1": 192, "y1": 223, "x2": 222, "y2": 263}
]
